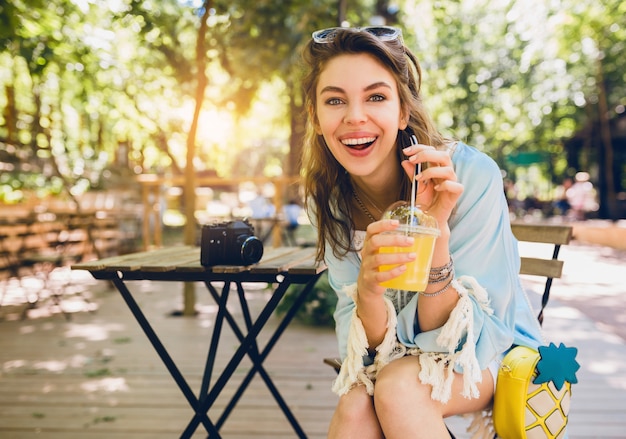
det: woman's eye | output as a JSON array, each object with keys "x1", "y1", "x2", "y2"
[
  {"x1": 326, "y1": 98, "x2": 343, "y2": 105},
  {"x1": 369, "y1": 94, "x2": 385, "y2": 102}
]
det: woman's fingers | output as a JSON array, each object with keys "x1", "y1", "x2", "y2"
[
  {"x1": 405, "y1": 144, "x2": 451, "y2": 167},
  {"x1": 359, "y1": 219, "x2": 417, "y2": 288},
  {"x1": 431, "y1": 179, "x2": 464, "y2": 195}
]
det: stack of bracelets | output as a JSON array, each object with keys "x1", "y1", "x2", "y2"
[{"x1": 421, "y1": 256, "x2": 455, "y2": 297}]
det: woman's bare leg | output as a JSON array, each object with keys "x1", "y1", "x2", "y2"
[
  {"x1": 374, "y1": 356, "x2": 494, "y2": 439},
  {"x1": 327, "y1": 384, "x2": 384, "y2": 439}
]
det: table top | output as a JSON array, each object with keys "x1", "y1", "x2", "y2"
[{"x1": 72, "y1": 245, "x2": 326, "y2": 281}]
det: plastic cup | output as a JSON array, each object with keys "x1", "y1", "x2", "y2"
[{"x1": 378, "y1": 202, "x2": 440, "y2": 291}]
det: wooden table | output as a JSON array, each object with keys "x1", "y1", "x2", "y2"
[{"x1": 73, "y1": 245, "x2": 326, "y2": 439}]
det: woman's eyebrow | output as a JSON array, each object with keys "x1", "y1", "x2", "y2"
[
  {"x1": 319, "y1": 85, "x2": 344, "y2": 94},
  {"x1": 364, "y1": 81, "x2": 392, "y2": 91},
  {"x1": 319, "y1": 81, "x2": 392, "y2": 95}
]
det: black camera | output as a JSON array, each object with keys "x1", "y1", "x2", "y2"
[{"x1": 200, "y1": 219, "x2": 264, "y2": 266}]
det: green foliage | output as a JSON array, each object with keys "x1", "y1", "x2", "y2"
[
  {"x1": 277, "y1": 271, "x2": 337, "y2": 328},
  {"x1": 0, "y1": 0, "x2": 624, "y2": 213},
  {"x1": 401, "y1": 0, "x2": 625, "y2": 212}
]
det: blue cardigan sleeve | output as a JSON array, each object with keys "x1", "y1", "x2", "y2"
[
  {"x1": 325, "y1": 241, "x2": 361, "y2": 362},
  {"x1": 395, "y1": 143, "x2": 541, "y2": 368}
]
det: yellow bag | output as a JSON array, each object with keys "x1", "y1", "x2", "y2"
[{"x1": 493, "y1": 343, "x2": 579, "y2": 439}]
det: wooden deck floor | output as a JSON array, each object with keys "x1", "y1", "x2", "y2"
[
  {"x1": 2, "y1": 240, "x2": 626, "y2": 438},
  {"x1": 0, "y1": 275, "x2": 338, "y2": 438}
]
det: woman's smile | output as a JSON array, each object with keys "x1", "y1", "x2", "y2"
[
  {"x1": 342, "y1": 136, "x2": 377, "y2": 150},
  {"x1": 340, "y1": 134, "x2": 379, "y2": 155}
]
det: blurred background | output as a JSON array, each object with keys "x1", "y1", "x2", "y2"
[{"x1": 1, "y1": 0, "x2": 625, "y2": 250}]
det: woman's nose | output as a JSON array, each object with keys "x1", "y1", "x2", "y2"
[{"x1": 343, "y1": 102, "x2": 367, "y2": 125}]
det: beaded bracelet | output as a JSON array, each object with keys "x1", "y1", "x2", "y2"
[
  {"x1": 429, "y1": 255, "x2": 454, "y2": 283},
  {"x1": 419, "y1": 278, "x2": 453, "y2": 297},
  {"x1": 429, "y1": 267, "x2": 454, "y2": 284}
]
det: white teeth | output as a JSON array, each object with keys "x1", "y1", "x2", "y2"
[{"x1": 342, "y1": 137, "x2": 376, "y2": 146}]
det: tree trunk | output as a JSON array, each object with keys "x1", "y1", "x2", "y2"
[
  {"x1": 182, "y1": 0, "x2": 212, "y2": 316},
  {"x1": 596, "y1": 56, "x2": 617, "y2": 220},
  {"x1": 338, "y1": 0, "x2": 347, "y2": 25},
  {"x1": 287, "y1": 82, "x2": 305, "y2": 200},
  {"x1": 4, "y1": 55, "x2": 17, "y2": 143},
  {"x1": 4, "y1": 84, "x2": 17, "y2": 143}
]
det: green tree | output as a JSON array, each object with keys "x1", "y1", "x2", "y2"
[
  {"x1": 403, "y1": 0, "x2": 625, "y2": 216},
  {"x1": 1, "y1": 0, "x2": 624, "y2": 218}
]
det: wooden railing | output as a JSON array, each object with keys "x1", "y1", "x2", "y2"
[{"x1": 1, "y1": 210, "x2": 140, "y2": 285}]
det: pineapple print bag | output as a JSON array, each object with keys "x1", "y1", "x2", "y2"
[{"x1": 493, "y1": 343, "x2": 580, "y2": 439}]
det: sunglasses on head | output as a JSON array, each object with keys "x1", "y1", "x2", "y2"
[{"x1": 312, "y1": 26, "x2": 402, "y2": 44}]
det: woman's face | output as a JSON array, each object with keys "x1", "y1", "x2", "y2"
[{"x1": 314, "y1": 53, "x2": 407, "y2": 181}]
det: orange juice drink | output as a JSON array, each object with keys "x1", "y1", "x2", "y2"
[{"x1": 379, "y1": 224, "x2": 439, "y2": 291}]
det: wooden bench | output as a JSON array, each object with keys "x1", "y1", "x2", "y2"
[
  {"x1": 323, "y1": 221, "x2": 574, "y2": 367},
  {"x1": 511, "y1": 222, "x2": 573, "y2": 324}
]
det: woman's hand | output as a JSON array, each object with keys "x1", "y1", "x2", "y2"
[
  {"x1": 401, "y1": 144, "x2": 462, "y2": 330},
  {"x1": 357, "y1": 219, "x2": 416, "y2": 298},
  {"x1": 357, "y1": 218, "x2": 416, "y2": 348},
  {"x1": 401, "y1": 143, "x2": 463, "y2": 228}
]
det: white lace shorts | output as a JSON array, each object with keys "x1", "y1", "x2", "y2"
[{"x1": 488, "y1": 355, "x2": 504, "y2": 392}]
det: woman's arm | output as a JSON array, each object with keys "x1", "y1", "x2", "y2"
[{"x1": 399, "y1": 144, "x2": 519, "y2": 367}]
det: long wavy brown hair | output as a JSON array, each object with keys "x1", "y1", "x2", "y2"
[{"x1": 300, "y1": 28, "x2": 447, "y2": 262}]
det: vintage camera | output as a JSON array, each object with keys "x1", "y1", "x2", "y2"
[{"x1": 200, "y1": 219, "x2": 264, "y2": 266}]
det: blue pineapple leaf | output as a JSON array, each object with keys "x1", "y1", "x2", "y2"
[{"x1": 533, "y1": 342, "x2": 580, "y2": 391}]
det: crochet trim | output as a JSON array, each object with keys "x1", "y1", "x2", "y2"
[{"x1": 331, "y1": 276, "x2": 493, "y2": 405}]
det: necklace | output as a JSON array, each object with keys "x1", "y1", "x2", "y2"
[
  {"x1": 352, "y1": 187, "x2": 381, "y2": 222},
  {"x1": 357, "y1": 187, "x2": 384, "y2": 215}
]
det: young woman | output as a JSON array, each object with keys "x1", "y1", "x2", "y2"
[{"x1": 300, "y1": 26, "x2": 544, "y2": 438}]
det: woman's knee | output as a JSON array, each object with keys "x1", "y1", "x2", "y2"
[
  {"x1": 335, "y1": 385, "x2": 376, "y2": 424},
  {"x1": 329, "y1": 385, "x2": 383, "y2": 439},
  {"x1": 374, "y1": 357, "x2": 434, "y2": 412}
]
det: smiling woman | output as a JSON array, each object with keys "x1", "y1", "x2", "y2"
[{"x1": 300, "y1": 26, "x2": 547, "y2": 439}]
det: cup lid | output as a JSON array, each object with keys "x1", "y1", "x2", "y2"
[{"x1": 382, "y1": 201, "x2": 439, "y2": 233}]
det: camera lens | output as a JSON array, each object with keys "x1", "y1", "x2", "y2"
[{"x1": 240, "y1": 236, "x2": 264, "y2": 264}]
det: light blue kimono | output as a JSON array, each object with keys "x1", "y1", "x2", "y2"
[{"x1": 322, "y1": 142, "x2": 543, "y2": 372}]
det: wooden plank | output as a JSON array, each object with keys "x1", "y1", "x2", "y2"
[
  {"x1": 72, "y1": 246, "x2": 193, "y2": 272},
  {"x1": 519, "y1": 257, "x2": 564, "y2": 279},
  {"x1": 288, "y1": 259, "x2": 327, "y2": 276},
  {"x1": 74, "y1": 245, "x2": 319, "y2": 276},
  {"x1": 511, "y1": 223, "x2": 573, "y2": 245},
  {"x1": 138, "y1": 249, "x2": 201, "y2": 273},
  {"x1": 106, "y1": 246, "x2": 197, "y2": 272},
  {"x1": 251, "y1": 247, "x2": 318, "y2": 275},
  {"x1": 209, "y1": 246, "x2": 301, "y2": 274},
  {"x1": 72, "y1": 249, "x2": 167, "y2": 272},
  {"x1": 173, "y1": 246, "x2": 302, "y2": 273}
]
